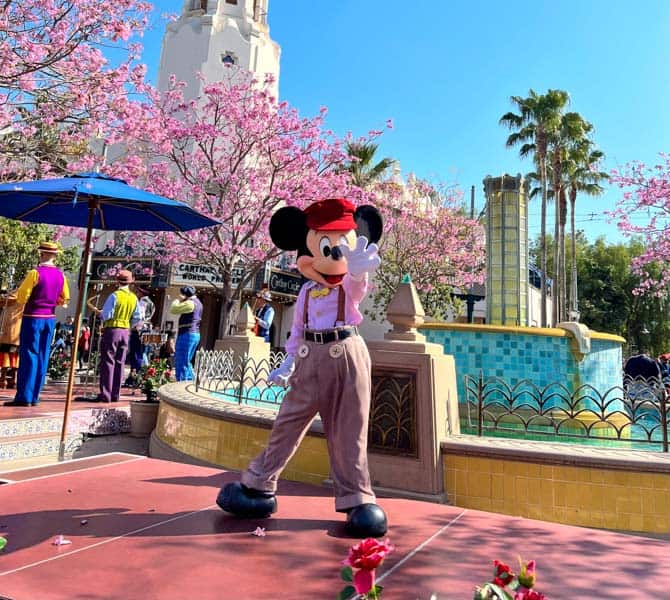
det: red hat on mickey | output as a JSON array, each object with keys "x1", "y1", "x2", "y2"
[{"x1": 304, "y1": 198, "x2": 356, "y2": 231}]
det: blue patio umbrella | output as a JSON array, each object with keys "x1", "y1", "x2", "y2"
[{"x1": 0, "y1": 173, "x2": 219, "y2": 458}]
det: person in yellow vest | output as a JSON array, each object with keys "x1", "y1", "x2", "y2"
[{"x1": 95, "y1": 270, "x2": 141, "y2": 403}]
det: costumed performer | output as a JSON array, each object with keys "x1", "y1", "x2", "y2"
[
  {"x1": 169, "y1": 286, "x2": 202, "y2": 381},
  {"x1": 0, "y1": 290, "x2": 23, "y2": 389},
  {"x1": 253, "y1": 289, "x2": 275, "y2": 343},
  {"x1": 3, "y1": 241, "x2": 69, "y2": 407},
  {"x1": 96, "y1": 270, "x2": 141, "y2": 403},
  {"x1": 217, "y1": 197, "x2": 387, "y2": 538}
]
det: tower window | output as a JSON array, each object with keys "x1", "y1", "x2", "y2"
[
  {"x1": 226, "y1": 0, "x2": 238, "y2": 4},
  {"x1": 191, "y1": 0, "x2": 207, "y2": 9},
  {"x1": 221, "y1": 52, "x2": 237, "y2": 65}
]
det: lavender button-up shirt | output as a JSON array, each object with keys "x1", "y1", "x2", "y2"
[{"x1": 285, "y1": 274, "x2": 368, "y2": 356}]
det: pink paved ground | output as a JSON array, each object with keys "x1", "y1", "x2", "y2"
[
  {"x1": 0, "y1": 454, "x2": 668, "y2": 599},
  {"x1": 0, "y1": 381, "x2": 138, "y2": 419}
]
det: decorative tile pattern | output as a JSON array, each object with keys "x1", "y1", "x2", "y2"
[
  {"x1": 422, "y1": 325, "x2": 623, "y2": 405},
  {"x1": 0, "y1": 416, "x2": 62, "y2": 438},
  {"x1": 0, "y1": 407, "x2": 130, "y2": 466},
  {"x1": 68, "y1": 407, "x2": 131, "y2": 435},
  {"x1": 0, "y1": 433, "x2": 83, "y2": 462}
]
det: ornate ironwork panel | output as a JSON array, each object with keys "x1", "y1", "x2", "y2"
[
  {"x1": 368, "y1": 369, "x2": 418, "y2": 457},
  {"x1": 193, "y1": 349, "x2": 287, "y2": 408},
  {"x1": 464, "y1": 372, "x2": 669, "y2": 452}
]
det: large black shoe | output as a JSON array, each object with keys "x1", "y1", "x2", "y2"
[
  {"x1": 344, "y1": 504, "x2": 388, "y2": 538},
  {"x1": 217, "y1": 482, "x2": 277, "y2": 518},
  {"x1": 3, "y1": 400, "x2": 30, "y2": 407}
]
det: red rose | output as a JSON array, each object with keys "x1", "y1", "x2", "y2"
[
  {"x1": 342, "y1": 538, "x2": 394, "y2": 596},
  {"x1": 147, "y1": 367, "x2": 156, "y2": 376},
  {"x1": 492, "y1": 560, "x2": 515, "y2": 586},
  {"x1": 342, "y1": 537, "x2": 394, "y2": 571}
]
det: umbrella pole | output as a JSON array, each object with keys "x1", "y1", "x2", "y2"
[{"x1": 58, "y1": 202, "x2": 96, "y2": 461}]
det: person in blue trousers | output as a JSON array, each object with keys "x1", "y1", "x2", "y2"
[
  {"x1": 4, "y1": 241, "x2": 69, "y2": 407},
  {"x1": 169, "y1": 286, "x2": 202, "y2": 381}
]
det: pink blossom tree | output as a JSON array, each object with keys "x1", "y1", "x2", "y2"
[
  {"x1": 611, "y1": 156, "x2": 670, "y2": 296},
  {"x1": 368, "y1": 176, "x2": 486, "y2": 321},
  {"x1": 104, "y1": 69, "x2": 383, "y2": 335},
  {"x1": 0, "y1": 0, "x2": 153, "y2": 180}
]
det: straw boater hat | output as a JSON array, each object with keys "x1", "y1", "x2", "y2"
[
  {"x1": 257, "y1": 290, "x2": 272, "y2": 301},
  {"x1": 38, "y1": 241, "x2": 61, "y2": 254},
  {"x1": 116, "y1": 269, "x2": 134, "y2": 285}
]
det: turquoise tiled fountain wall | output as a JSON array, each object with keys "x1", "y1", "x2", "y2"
[{"x1": 420, "y1": 324, "x2": 624, "y2": 404}]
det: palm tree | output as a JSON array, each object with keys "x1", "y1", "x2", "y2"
[
  {"x1": 341, "y1": 141, "x2": 395, "y2": 190},
  {"x1": 500, "y1": 89, "x2": 569, "y2": 327},
  {"x1": 548, "y1": 111, "x2": 592, "y2": 323},
  {"x1": 564, "y1": 138, "x2": 607, "y2": 320}
]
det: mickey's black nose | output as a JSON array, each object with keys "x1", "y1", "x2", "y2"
[{"x1": 330, "y1": 246, "x2": 344, "y2": 260}]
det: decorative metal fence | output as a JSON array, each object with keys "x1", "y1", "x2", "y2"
[
  {"x1": 463, "y1": 373, "x2": 669, "y2": 452},
  {"x1": 193, "y1": 349, "x2": 288, "y2": 408},
  {"x1": 192, "y1": 350, "x2": 421, "y2": 457}
]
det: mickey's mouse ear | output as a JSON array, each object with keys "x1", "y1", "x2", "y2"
[
  {"x1": 270, "y1": 206, "x2": 309, "y2": 251},
  {"x1": 354, "y1": 205, "x2": 383, "y2": 244}
]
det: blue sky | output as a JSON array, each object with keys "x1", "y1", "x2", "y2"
[{"x1": 143, "y1": 0, "x2": 670, "y2": 242}]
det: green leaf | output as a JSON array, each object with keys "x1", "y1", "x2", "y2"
[
  {"x1": 340, "y1": 566, "x2": 353, "y2": 582},
  {"x1": 338, "y1": 584, "x2": 356, "y2": 600},
  {"x1": 0, "y1": 536, "x2": 7, "y2": 551},
  {"x1": 486, "y1": 582, "x2": 514, "y2": 600}
]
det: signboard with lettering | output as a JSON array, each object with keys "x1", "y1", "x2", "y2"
[
  {"x1": 170, "y1": 263, "x2": 244, "y2": 289},
  {"x1": 269, "y1": 269, "x2": 304, "y2": 298},
  {"x1": 90, "y1": 257, "x2": 154, "y2": 283}
]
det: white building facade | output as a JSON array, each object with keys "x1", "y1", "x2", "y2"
[{"x1": 158, "y1": 0, "x2": 280, "y2": 99}]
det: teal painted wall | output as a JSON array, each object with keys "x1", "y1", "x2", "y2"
[{"x1": 421, "y1": 326, "x2": 623, "y2": 406}]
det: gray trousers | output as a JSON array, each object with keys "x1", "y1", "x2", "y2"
[{"x1": 242, "y1": 335, "x2": 376, "y2": 511}]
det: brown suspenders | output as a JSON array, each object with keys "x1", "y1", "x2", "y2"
[{"x1": 303, "y1": 286, "x2": 345, "y2": 329}]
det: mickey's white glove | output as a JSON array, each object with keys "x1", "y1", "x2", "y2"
[
  {"x1": 341, "y1": 236, "x2": 380, "y2": 280},
  {"x1": 268, "y1": 354, "x2": 295, "y2": 387}
]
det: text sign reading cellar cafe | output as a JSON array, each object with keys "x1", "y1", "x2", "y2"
[{"x1": 170, "y1": 263, "x2": 303, "y2": 299}]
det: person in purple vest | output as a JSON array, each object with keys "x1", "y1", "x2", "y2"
[
  {"x1": 169, "y1": 286, "x2": 202, "y2": 381},
  {"x1": 3, "y1": 241, "x2": 69, "y2": 407}
]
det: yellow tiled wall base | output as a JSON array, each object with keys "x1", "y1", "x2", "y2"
[
  {"x1": 443, "y1": 454, "x2": 670, "y2": 534},
  {"x1": 155, "y1": 402, "x2": 330, "y2": 486}
]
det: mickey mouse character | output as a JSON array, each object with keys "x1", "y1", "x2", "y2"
[{"x1": 217, "y1": 197, "x2": 387, "y2": 538}]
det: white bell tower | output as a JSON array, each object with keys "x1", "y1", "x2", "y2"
[{"x1": 158, "y1": 0, "x2": 280, "y2": 99}]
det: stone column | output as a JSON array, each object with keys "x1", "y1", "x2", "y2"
[
  {"x1": 214, "y1": 302, "x2": 270, "y2": 365},
  {"x1": 366, "y1": 279, "x2": 459, "y2": 498}
]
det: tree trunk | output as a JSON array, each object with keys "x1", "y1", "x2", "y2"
[
  {"x1": 540, "y1": 155, "x2": 548, "y2": 328},
  {"x1": 553, "y1": 192, "x2": 560, "y2": 327},
  {"x1": 569, "y1": 187, "x2": 578, "y2": 320},
  {"x1": 559, "y1": 188, "x2": 568, "y2": 322},
  {"x1": 214, "y1": 281, "x2": 237, "y2": 340}
]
